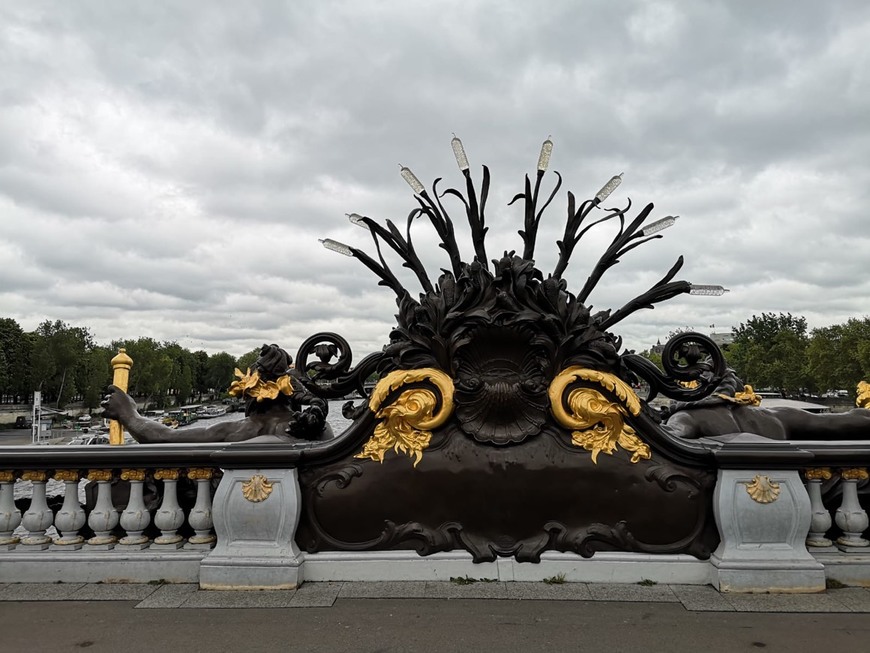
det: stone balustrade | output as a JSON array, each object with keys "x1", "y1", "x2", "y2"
[
  {"x1": 3, "y1": 439, "x2": 870, "y2": 591},
  {"x1": 1, "y1": 466, "x2": 218, "y2": 553}
]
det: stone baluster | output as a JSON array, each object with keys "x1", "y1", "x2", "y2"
[
  {"x1": 152, "y1": 469, "x2": 184, "y2": 548},
  {"x1": 52, "y1": 470, "x2": 86, "y2": 549},
  {"x1": 19, "y1": 471, "x2": 53, "y2": 549},
  {"x1": 0, "y1": 471, "x2": 21, "y2": 550},
  {"x1": 804, "y1": 467, "x2": 834, "y2": 548},
  {"x1": 86, "y1": 469, "x2": 119, "y2": 548},
  {"x1": 185, "y1": 468, "x2": 216, "y2": 549},
  {"x1": 118, "y1": 468, "x2": 150, "y2": 548},
  {"x1": 835, "y1": 468, "x2": 870, "y2": 550}
]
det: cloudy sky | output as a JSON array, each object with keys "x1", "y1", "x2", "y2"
[{"x1": 1, "y1": 1, "x2": 869, "y2": 362}]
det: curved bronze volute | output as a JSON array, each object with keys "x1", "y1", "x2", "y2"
[
  {"x1": 548, "y1": 366, "x2": 651, "y2": 464},
  {"x1": 355, "y1": 368, "x2": 454, "y2": 467}
]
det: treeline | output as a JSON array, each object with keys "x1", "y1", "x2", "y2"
[
  {"x1": 642, "y1": 313, "x2": 870, "y2": 397},
  {"x1": 0, "y1": 318, "x2": 262, "y2": 410}
]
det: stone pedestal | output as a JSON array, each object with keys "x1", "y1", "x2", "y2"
[
  {"x1": 711, "y1": 469, "x2": 825, "y2": 593},
  {"x1": 200, "y1": 468, "x2": 303, "y2": 590}
]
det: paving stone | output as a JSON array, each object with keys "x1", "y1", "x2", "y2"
[
  {"x1": 424, "y1": 581, "x2": 509, "y2": 599},
  {"x1": 338, "y1": 581, "x2": 430, "y2": 599},
  {"x1": 69, "y1": 583, "x2": 158, "y2": 601},
  {"x1": 724, "y1": 592, "x2": 852, "y2": 613},
  {"x1": 0, "y1": 583, "x2": 86, "y2": 601},
  {"x1": 135, "y1": 584, "x2": 199, "y2": 609},
  {"x1": 288, "y1": 582, "x2": 342, "y2": 607},
  {"x1": 505, "y1": 582, "x2": 592, "y2": 601},
  {"x1": 181, "y1": 589, "x2": 297, "y2": 609},
  {"x1": 669, "y1": 584, "x2": 735, "y2": 612},
  {"x1": 587, "y1": 583, "x2": 680, "y2": 602},
  {"x1": 827, "y1": 588, "x2": 870, "y2": 612}
]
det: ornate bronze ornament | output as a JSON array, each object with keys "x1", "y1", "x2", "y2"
[
  {"x1": 120, "y1": 468, "x2": 146, "y2": 482},
  {"x1": 186, "y1": 468, "x2": 214, "y2": 480},
  {"x1": 241, "y1": 474, "x2": 273, "y2": 502},
  {"x1": 840, "y1": 468, "x2": 870, "y2": 481},
  {"x1": 804, "y1": 467, "x2": 833, "y2": 481},
  {"x1": 548, "y1": 366, "x2": 651, "y2": 463},
  {"x1": 857, "y1": 381, "x2": 870, "y2": 409},
  {"x1": 716, "y1": 384, "x2": 761, "y2": 406},
  {"x1": 744, "y1": 475, "x2": 781, "y2": 503},
  {"x1": 229, "y1": 367, "x2": 296, "y2": 402},
  {"x1": 154, "y1": 468, "x2": 180, "y2": 481},
  {"x1": 356, "y1": 368, "x2": 454, "y2": 467}
]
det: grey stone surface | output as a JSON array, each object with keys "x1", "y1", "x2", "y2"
[
  {"x1": 338, "y1": 581, "x2": 430, "y2": 599},
  {"x1": 824, "y1": 588, "x2": 870, "y2": 612},
  {"x1": 182, "y1": 589, "x2": 297, "y2": 609},
  {"x1": 69, "y1": 583, "x2": 158, "y2": 601},
  {"x1": 505, "y1": 581, "x2": 593, "y2": 601},
  {"x1": 424, "y1": 581, "x2": 509, "y2": 599},
  {"x1": 669, "y1": 584, "x2": 735, "y2": 611},
  {"x1": 288, "y1": 581, "x2": 342, "y2": 607},
  {"x1": 725, "y1": 592, "x2": 852, "y2": 612},
  {"x1": 0, "y1": 582, "x2": 86, "y2": 601},
  {"x1": 134, "y1": 583, "x2": 199, "y2": 609},
  {"x1": 587, "y1": 582, "x2": 680, "y2": 602}
]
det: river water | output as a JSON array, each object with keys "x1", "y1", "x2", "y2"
[{"x1": 13, "y1": 399, "x2": 361, "y2": 503}]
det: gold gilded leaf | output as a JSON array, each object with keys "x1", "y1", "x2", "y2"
[
  {"x1": 549, "y1": 367, "x2": 650, "y2": 465},
  {"x1": 356, "y1": 369, "x2": 454, "y2": 467}
]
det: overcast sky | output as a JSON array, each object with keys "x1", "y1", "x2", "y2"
[{"x1": 1, "y1": 1, "x2": 869, "y2": 362}]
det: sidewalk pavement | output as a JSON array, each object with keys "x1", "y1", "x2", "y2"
[
  {"x1": 3, "y1": 580, "x2": 870, "y2": 612},
  {"x1": 4, "y1": 582, "x2": 870, "y2": 653}
]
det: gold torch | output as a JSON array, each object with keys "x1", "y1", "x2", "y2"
[{"x1": 109, "y1": 348, "x2": 133, "y2": 445}]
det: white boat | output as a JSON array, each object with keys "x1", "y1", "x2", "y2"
[{"x1": 196, "y1": 405, "x2": 228, "y2": 419}]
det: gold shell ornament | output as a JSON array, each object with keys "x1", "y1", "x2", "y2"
[
  {"x1": 241, "y1": 474, "x2": 273, "y2": 502},
  {"x1": 548, "y1": 367, "x2": 651, "y2": 464},
  {"x1": 355, "y1": 368, "x2": 454, "y2": 467},
  {"x1": 744, "y1": 475, "x2": 781, "y2": 503}
]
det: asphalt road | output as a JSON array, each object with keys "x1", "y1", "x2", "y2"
[{"x1": 2, "y1": 598, "x2": 869, "y2": 653}]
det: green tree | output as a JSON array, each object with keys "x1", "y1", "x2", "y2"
[
  {"x1": 205, "y1": 352, "x2": 237, "y2": 395},
  {"x1": 729, "y1": 313, "x2": 809, "y2": 395},
  {"x1": 236, "y1": 347, "x2": 261, "y2": 375},
  {"x1": 112, "y1": 337, "x2": 173, "y2": 409},
  {"x1": 78, "y1": 346, "x2": 113, "y2": 410},
  {"x1": 0, "y1": 318, "x2": 32, "y2": 402},
  {"x1": 806, "y1": 318, "x2": 870, "y2": 395},
  {"x1": 31, "y1": 320, "x2": 94, "y2": 407}
]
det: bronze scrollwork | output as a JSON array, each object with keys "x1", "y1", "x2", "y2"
[
  {"x1": 355, "y1": 368, "x2": 454, "y2": 467},
  {"x1": 549, "y1": 366, "x2": 651, "y2": 464}
]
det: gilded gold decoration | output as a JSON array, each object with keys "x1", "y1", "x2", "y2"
[
  {"x1": 840, "y1": 468, "x2": 870, "y2": 481},
  {"x1": 228, "y1": 367, "x2": 296, "y2": 402},
  {"x1": 120, "y1": 468, "x2": 146, "y2": 482},
  {"x1": 744, "y1": 475, "x2": 781, "y2": 503},
  {"x1": 110, "y1": 348, "x2": 133, "y2": 446},
  {"x1": 857, "y1": 381, "x2": 870, "y2": 409},
  {"x1": 804, "y1": 467, "x2": 833, "y2": 481},
  {"x1": 716, "y1": 384, "x2": 761, "y2": 406},
  {"x1": 355, "y1": 368, "x2": 455, "y2": 467},
  {"x1": 0, "y1": 471, "x2": 15, "y2": 483},
  {"x1": 87, "y1": 469, "x2": 113, "y2": 482},
  {"x1": 53, "y1": 470, "x2": 80, "y2": 482},
  {"x1": 154, "y1": 468, "x2": 180, "y2": 481},
  {"x1": 241, "y1": 474, "x2": 273, "y2": 502},
  {"x1": 548, "y1": 367, "x2": 651, "y2": 464},
  {"x1": 186, "y1": 468, "x2": 214, "y2": 480},
  {"x1": 21, "y1": 471, "x2": 47, "y2": 482},
  {"x1": 679, "y1": 380, "x2": 700, "y2": 389}
]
